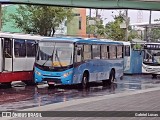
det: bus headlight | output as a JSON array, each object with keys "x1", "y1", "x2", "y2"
[
  {"x1": 35, "y1": 71, "x2": 41, "y2": 76},
  {"x1": 63, "y1": 71, "x2": 73, "y2": 78}
]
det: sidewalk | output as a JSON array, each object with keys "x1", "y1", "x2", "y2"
[{"x1": 4, "y1": 87, "x2": 160, "y2": 120}]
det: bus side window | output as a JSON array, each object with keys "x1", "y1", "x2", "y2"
[
  {"x1": 14, "y1": 39, "x2": 26, "y2": 57},
  {"x1": 27, "y1": 40, "x2": 36, "y2": 57},
  {"x1": 125, "y1": 46, "x2": 130, "y2": 56},
  {"x1": 76, "y1": 45, "x2": 83, "y2": 62},
  {"x1": 3, "y1": 38, "x2": 12, "y2": 58},
  {"x1": 101, "y1": 45, "x2": 108, "y2": 59},
  {"x1": 117, "y1": 46, "x2": 123, "y2": 58},
  {"x1": 84, "y1": 45, "x2": 91, "y2": 60},
  {"x1": 77, "y1": 48, "x2": 82, "y2": 62},
  {"x1": 92, "y1": 45, "x2": 100, "y2": 59},
  {"x1": 109, "y1": 45, "x2": 116, "y2": 59}
]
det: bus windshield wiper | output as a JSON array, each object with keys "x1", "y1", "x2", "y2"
[
  {"x1": 55, "y1": 49, "x2": 63, "y2": 68},
  {"x1": 51, "y1": 42, "x2": 56, "y2": 66},
  {"x1": 42, "y1": 42, "x2": 56, "y2": 67},
  {"x1": 42, "y1": 57, "x2": 51, "y2": 66}
]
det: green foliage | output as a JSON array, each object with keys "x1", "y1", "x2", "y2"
[
  {"x1": 133, "y1": 44, "x2": 142, "y2": 50},
  {"x1": 105, "y1": 14, "x2": 139, "y2": 41},
  {"x1": 9, "y1": 5, "x2": 73, "y2": 36},
  {"x1": 128, "y1": 30, "x2": 141, "y2": 41},
  {"x1": 2, "y1": 7, "x2": 8, "y2": 26},
  {"x1": 86, "y1": 16, "x2": 105, "y2": 37},
  {"x1": 150, "y1": 28, "x2": 160, "y2": 42},
  {"x1": 105, "y1": 16, "x2": 125, "y2": 41}
]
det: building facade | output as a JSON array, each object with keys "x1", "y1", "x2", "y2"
[{"x1": 2, "y1": 5, "x2": 86, "y2": 37}]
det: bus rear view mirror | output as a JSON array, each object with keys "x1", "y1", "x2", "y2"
[
  {"x1": 139, "y1": 50, "x2": 144, "y2": 55},
  {"x1": 77, "y1": 48, "x2": 81, "y2": 56}
]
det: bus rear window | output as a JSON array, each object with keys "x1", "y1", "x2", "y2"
[{"x1": 125, "y1": 46, "x2": 130, "y2": 56}]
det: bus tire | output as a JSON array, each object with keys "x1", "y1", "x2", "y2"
[
  {"x1": 109, "y1": 69, "x2": 115, "y2": 84},
  {"x1": 81, "y1": 73, "x2": 89, "y2": 89}
]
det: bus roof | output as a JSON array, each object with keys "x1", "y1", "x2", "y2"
[
  {"x1": 41, "y1": 37, "x2": 123, "y2": 45},
  {"x1": 144, "y1": 42, "x2": 160, "y2": 45},
  {"x1": 0, "y1": 32, "x2": 50, "y2": 40},
  {"x1": 119, "y1": 41, "x2": 131, "y2": 46}
]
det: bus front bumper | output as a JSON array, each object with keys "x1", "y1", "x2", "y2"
[{"x1": 34, "y1": 68, "x2": 73, "y2": 85}]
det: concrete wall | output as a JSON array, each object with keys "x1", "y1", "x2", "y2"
[{"x1": 67, "y1": 8, "x2": 86, "y2": 37}]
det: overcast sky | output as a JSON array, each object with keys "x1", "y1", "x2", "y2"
[{"x1": 86, "y1": 9, "x2": 160, "y2": 25}]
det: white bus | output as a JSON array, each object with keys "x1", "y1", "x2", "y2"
[
  {"x1": 0, "y1": 32, "x2": 49, "y2": 86},
  {"x1": 142, "y1": 43, "x2": 160, "y2": 78}
]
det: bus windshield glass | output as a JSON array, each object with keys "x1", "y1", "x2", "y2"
[
  {"x1": 144, "y1": 44, "x2": 160, "y2": 64},
  {"x1": 36, "y1": 42, "x2": 73, "y2": 67}
]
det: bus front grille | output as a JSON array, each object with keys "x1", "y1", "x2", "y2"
[
  {"x1": 43, "y1": 75, "x2": 61, "y2": 77},
  {"x1": 43, "y1": 78, "x2": 62, "y2": 84}
]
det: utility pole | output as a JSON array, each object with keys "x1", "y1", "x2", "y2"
[
  {"x1": 96, "y1": 9, "x2": 98, "y2": 18},
  {"x1": 148, "y1": 10, "x2": 152, "y2": 42},
  {"x1": 89, "y1": 8, "x2": 92, "y2": 38},
  {"x1": 95, "y1": 9, "x2": 98, "y2": 38},
  {"x1": 125, "y1": 9, "x2": 129, "y2": 41}
]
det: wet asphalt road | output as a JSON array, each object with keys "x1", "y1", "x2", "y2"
[{"x1": 0, "y1": 75, "x2": 160, "y2": 111}]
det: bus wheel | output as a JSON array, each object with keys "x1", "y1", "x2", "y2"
[
  {"x1": 109, "y1": 70, "x2": 115, "y2": 84},
  {"x1": 81, "y1": 73, "x2": 89, "y2": 89}
]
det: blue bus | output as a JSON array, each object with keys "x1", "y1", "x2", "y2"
[{"x1": 34, "y1": 37, "x2": 124, "y2": 88}]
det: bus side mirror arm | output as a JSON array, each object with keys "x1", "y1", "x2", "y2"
[
  {"x1": 77, "y1": 49, "x2": 81, "y2": 55},
  {"x1": 140, "y1": 50, "x2": 144, "y2": 55},
  {"x1": 77, "y1": 48, "x2": 82, "y2": 56}
]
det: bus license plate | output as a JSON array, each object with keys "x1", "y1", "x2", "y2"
[{"x1": 48, "y1": 82, "x2": 55, "y2": 85}]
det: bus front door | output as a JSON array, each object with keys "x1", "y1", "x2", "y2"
[{"x1": 2, "y1": 38, "x2": 13, "y2": 72}]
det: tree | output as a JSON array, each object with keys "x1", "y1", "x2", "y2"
[
  {"x1": 105, "y1": 14, "x2": 139, "y2": 41},
  {"x1": 9, "y1": 5, "x2": 73, "y2": 36},
  {"x1": 86, "y1": 16, "x2": 105, "y2": 38},
  {"x1": 2, "y1": 6, "x2": 9, "y2": 26},
  {"x1": 105, "y1": 15, "x2": 125, "y2": 41},
  {"x1": 150, "y1": 28, "x2": 160, "y2": 42},
  {"x1": 128, "y1": 29, "x2": 141, "y2": 41}
]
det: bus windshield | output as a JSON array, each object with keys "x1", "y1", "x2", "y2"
[
  {"x1": 36, "y1": 42, "x2": 73, "y2": 67},
  {"x1": 144, "y1": 49, "x2": 160, "y2": 64}
]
